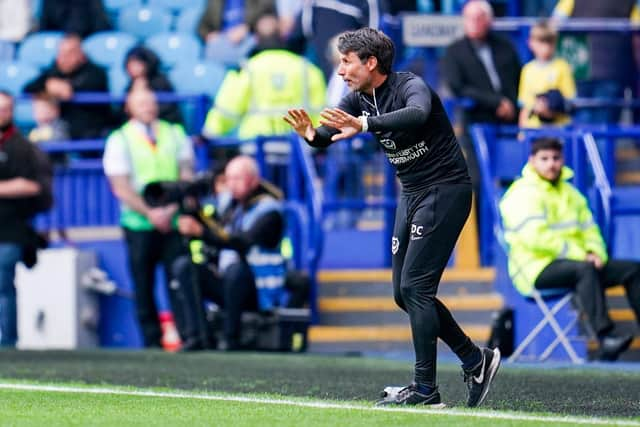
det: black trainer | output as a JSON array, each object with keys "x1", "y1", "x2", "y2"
[
  {"x1": 463, "y1": 347, "x2": 501, "y2": 408},
  {"x1": 375, "y1": 384, "x2": 445, "y2": 407}
]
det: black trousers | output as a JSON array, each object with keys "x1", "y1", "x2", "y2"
[
  {"x1": 535, "y1": 259, "x2": 640, "y2": 336},
  {"x1": 392, "y1": 183, "x2": 479, "y2": 387},
  {"x1": 172, "y1": 255, "x2": 258, "y2": 346},
  {"x1": 123, "y1": 228, "x2": 187, "y2": 347}
]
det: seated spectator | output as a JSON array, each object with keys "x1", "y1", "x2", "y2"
[
  {"x1": 198, "y1": 0, "x2": 276, "y2": 64},
  {"x1": 39, "y1": 0, "x2": 111, "y2": 38},
  {"x1": 24, "y1": 34, "x2": 113, "y2": 140},
  {"x1": 102, "y1": 88, "x2": 194, "y2": 349},
  {"x1": 518, "y1": 20, "x2": 575, "y2": 128},
  {"x1": 121, "y1": 46, "x2": 183, "y2": 125},
  {"x1": 175, "y1": 155, "x2": 288, "y2": 351},
  {"x1": 202, "y1": 14, "x2": 325, "y2": 141},
  {"x1": 499, "y1": 137, "x2": 640, "y2": 361},
  {"x1": 28, "y1": 93, "x2": 70, "y2": 144}
]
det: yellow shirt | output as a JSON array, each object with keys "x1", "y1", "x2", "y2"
[
  {"x1": 554, "y1": 0, "x2": 640, "y2": 22},
  {"x1": 518, "y1": 57, "x2": 576, "y2": 128}
]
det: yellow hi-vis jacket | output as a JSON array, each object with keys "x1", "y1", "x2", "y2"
[
  {"x1": 499, "y1": 163, "x2": 608, "y2": 296},
  {"x1": 203, "y1": 49, "x2": 326, "y2": 139}
]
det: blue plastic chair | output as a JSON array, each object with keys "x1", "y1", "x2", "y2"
[
  {"x1": 108, "y1": 66, "x2": 130, "y2": 96},
  {"x1": 146, "y1": 0, "x2": 205, "y2": 15},
  {"x1": 83, "y1": 31, "x2": 138, "y2": 68},
  {"x1": 103, "y1": 0, "x2": 143, "y2": 22},
  {"x1": 175, "y1": 7, "x2": 202, "y2": 35},
  {"x1": 17, "y1": 31, "x2": 63, "y2": 68},
  {"x1": 0, "y1": 61, "x2": 40, "y2": 95},
  {"x1": 145, "y1": 32, "x2": 202, "y2": 69},
  {"x1": 169, "y1": 61, "x2": 226, "y2": 99},
  {"x1": 117, "y1": 6, "x2": 172, "y2": 39}
]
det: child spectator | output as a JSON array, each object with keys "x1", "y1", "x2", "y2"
[
  {"x1": 518, "y1": 20, "x2": 576, "y2": 128},
  {"x1": 28, "y1": 93, "x2": 70, "y2": 144}
]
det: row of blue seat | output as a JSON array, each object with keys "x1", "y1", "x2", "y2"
[
  {"x1": 0, "y1": 58, "x2": 226, "y2": 98},
  {"x1": 7, "y1": 30, "x2": 206, "y2": 71}
]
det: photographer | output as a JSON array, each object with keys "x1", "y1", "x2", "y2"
[
  {"x1": 175, "y1": 155, "x2": 288, "y2": 351},
  {"x1": 103, "y1": 88, "x2": 194, "y2": 349}
]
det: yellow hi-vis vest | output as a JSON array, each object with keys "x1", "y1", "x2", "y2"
[
  {"x1": 499, "y1": 164, "x2": 608, "y2": 296},
  {"x1": 108, "y1": 120, "x2": 188, "y2": 231},
  {"x1": 203, "y1": 49, "x2": 326, "y2": 139}
]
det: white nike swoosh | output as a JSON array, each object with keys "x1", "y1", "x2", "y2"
[{"x1": 473, "y1": 356, "x2": 486, "y2": 384}]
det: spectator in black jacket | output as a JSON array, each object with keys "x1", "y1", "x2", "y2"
[
  {"x1": 441, "y1": 0, "x2": 521, "y2": 125},
  {"x1": 0, "y1": 91, "x2": 48, "y2": 347},
  {"x1": 39, "y1": 0, "x2": 111, "y2": 38},
  {"x1": 122, "y1": 46, "x2": 183, "y2": 126},
  {"x1": 25, "y1": 34, "x2": 113, "y2": 139}
]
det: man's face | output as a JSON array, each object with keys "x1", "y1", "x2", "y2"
[
  {"x1": 56, "y1": 38, "x2": 86, "y2": 74},
  {"x1": 530, "y1": 148, "x2": 564, "y2": 182},
  {"x1": 126, "y1": 90, "x2": 158, "y2": 124},
  {"x1": 225, "y1": 164, "x2": 258, "y2": 202},
  {"x1": 463, "y1": 3, "x2": 491, "y2": 41},
  {"x1": 0, "y1": 94, "x2": 13, "y2": 128},
  {"x1": 337, "y1": 51, "x2": 375, "y2": 92}
]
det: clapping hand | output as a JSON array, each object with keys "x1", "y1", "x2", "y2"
[
  {"x1": 283, "y1": 109, "x2": 316, "y2": 141},
  {"x1": 319, "y1": 108, "x2": 362, "y2": 141}
]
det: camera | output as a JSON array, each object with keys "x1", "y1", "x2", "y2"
[{"x1": 143, "y1": 172, "x2": 214, "y2": 216}]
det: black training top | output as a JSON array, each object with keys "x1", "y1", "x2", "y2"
[{"x1": 307, "y1": 71, "x2": 470, "y2": 193}]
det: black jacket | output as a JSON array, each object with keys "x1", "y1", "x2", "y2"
[
  {"x1": 202, "y1": 182, "x2": 284, "y2": 255},
  {"x1": 441, "y1": 32, "x2": 521, "y2": 124},
  {"x1": 25, "y1": 60, "x2": 113, "y2": 139},
  {"x1": 39, "y1": 0, "x2": 111, "y2": 38},
  {"x1": 0, "y1": 126, "x2": 41, "y2": 245},
  {"x1": 309, "y1": 72, "x2": 469, "y2": 193}
]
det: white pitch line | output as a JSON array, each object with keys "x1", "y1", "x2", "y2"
[{"x1": 0, "y1": 382, "x2": 638, "y2": 426}]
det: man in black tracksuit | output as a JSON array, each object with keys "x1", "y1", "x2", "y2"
[{"x1": 284, "y1": 28, "x2": 500, "y2": 407}]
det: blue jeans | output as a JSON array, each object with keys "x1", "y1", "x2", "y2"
[{"x1": 0, "y1": 243, "x2": 22, "y2": 347}]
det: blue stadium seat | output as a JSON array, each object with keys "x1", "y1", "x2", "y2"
[
  {"x1": 103, "y1": 0, "x2": 142, "y2": 18},
  {"x1": 117, "y1": 6, "x2": 172, "y2": 39},
  {"x1": 0, "y1": 61, "x2": 40, "y2": 95},
  {"x1": 169, "y1": 61, "x2": 226, "y2": 99},
  {"x1": 108, "y1": 66, "x2": 130, "y2": 96},
  {"x1": 0, "y1": 41, "x2": 14, "y2": 62},
  {"x1": 146, "y1": 0, "x2": 205, "y2": 15},
  {"x1": 17, "y1": 31, "x2": 63, "y2": 68},
  {"x1": 145, "y1": 32, "x2": 202, "y2": 69},
  {"x1": 83, "y1": 31, "x2": 138, "y2": 68},
  {"x1": 14, "y1": 99, "x2": 35, "y2": 133},
  {"x1": 175, "y1": 7, "x2": 202, "y2": 35},
  {"x1": 204, "y1": 35, "x2": 254, "y2": 68}
]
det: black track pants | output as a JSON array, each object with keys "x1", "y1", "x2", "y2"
[
  {"x1": 392, "y1": 183, "x2": 479, "y2": 387},
  {"x1": 535, "y1": 259, "x2": 640, "y2": 336}
]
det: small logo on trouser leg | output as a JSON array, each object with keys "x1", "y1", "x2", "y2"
[
  {"x1": 391, "y1": 237, "x2": 399, "y2": 254},
  {"x1": 410, "y1": 224, "x2": 424, "y2": 240}
]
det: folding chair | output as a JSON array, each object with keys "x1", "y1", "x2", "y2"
[{"x1": 507, "y1": 288, "x2": 587, "y2": 364}]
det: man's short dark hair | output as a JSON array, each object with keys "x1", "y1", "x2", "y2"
[
  {"x1": 530, "y1": 137, "x2": 563, "y2": 155},
  {"x1": 0, "y1": 90, "x2": 13, "y2": 99},
  {"x1": 337, "y1": 28, "x2": 394, "y2": 75}
]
